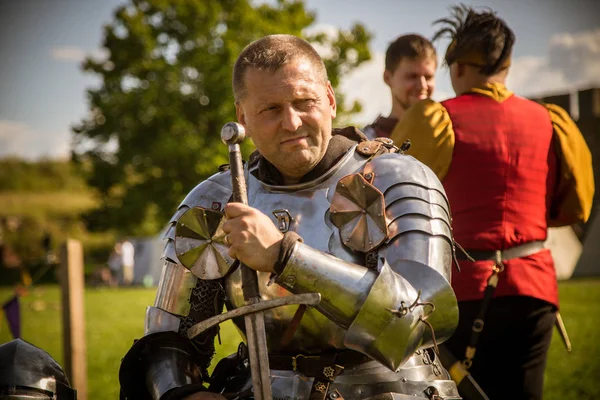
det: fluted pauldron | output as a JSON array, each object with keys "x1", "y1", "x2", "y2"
[
  {"x1": 366, "y1": 153, "x2": 458, "y2": 341},
  {"x1": 153, "y1": 172, "x2": 233, "y2": 317}
]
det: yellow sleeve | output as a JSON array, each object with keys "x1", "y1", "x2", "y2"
[
  {"x1": 390, "y1": 99, "x2": 455, "y2": 181},
  {"x1": 545, "y1": 103, "x2": 595, "y2": 226}
]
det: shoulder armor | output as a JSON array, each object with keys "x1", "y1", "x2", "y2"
[
  {"x1": 164, "y1": 171, "x2": 233, "y2": 241},
  {"x1": 367, "y1": 154, "x2": 453, "y2": 244},
  {"x1": 180, "y1": 171, "x2": 233, "y2": 212},
  {"x1": 364, "y1": 153, "x2": 447, "y2": 196},
  {"x1": 161, "y1": 171, "x2": 234, "y2": 276},
  {"x1": 329, "y1": 153, "x2": 453, "y2": 253}
]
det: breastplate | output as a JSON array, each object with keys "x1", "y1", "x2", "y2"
[{"x1": 224, "y1": 146, "x2": 369, "y2": 354}]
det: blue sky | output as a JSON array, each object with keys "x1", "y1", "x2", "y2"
[{"x1": 0, "y1": 0, "x2": 599, "y2": 159}]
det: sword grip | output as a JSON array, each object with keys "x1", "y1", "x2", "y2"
[
  {"x1": 228, "y1": 144, "x2": 248, "y2": 205},
  {"x1": 227, "y1": 144, "x2": 260, "y2": 301}
]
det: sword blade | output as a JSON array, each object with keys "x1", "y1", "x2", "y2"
[{"x1": 244, "y1": 310, "x2": 272, "y2": 399}]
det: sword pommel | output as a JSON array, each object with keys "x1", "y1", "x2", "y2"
[{"x1": 221, "y1": 122, "x2": 246, "y2": 145}]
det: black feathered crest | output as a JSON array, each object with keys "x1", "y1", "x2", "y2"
[{"x1": 432, "y1": 4, "x2": 515, "y2": 76}]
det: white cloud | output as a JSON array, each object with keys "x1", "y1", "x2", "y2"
[
  {"x1": 51, "y1": 46, "x2": 108, "y2": 63},
  {"x1": 508, "y1": 29, "x2": 600, "y2": 97},
  {"x1": 0, "y1": 120, "x2": 70, "y2": 160}
]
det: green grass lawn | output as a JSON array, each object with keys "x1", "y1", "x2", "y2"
[{"x1": 1, "y1": 279, "x2": 599, "y2": 399}]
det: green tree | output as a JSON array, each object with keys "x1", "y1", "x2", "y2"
[{"x1": 73, "y1": 0, "x2": 372, "y2": 236}]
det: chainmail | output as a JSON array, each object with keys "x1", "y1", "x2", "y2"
[{"x1": 178, "y1": 278, "x2": 226, "y2": 379}]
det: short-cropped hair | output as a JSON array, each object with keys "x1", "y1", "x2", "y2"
[
  {"x1": 385, "y1": 34, "x2": 437, "y2": 72},
  {"x1": 233, "y1": 34, "x2": 328, "y2": 101}
]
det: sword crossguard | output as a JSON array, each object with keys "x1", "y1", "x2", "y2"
[{"x1": 221, "y1": 122, "x2": 246, "y2": 145}]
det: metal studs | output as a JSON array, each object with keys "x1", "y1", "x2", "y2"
[{"x1": 284, "y1": 275, "x2": 297, "y2": 287}]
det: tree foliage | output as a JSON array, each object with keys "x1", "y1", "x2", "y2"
[
  {"x1": 73, "y1": 0, "x2": 372, "y2": 236},
  {"x1": 0, "y1": 158, "x2": 89, "y2": 192}
]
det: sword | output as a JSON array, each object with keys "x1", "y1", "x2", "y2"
[{"x1": 221, "y1": 122, "x2": 272, "y2": 400}]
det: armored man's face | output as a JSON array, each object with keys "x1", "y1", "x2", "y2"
[{"x1": 235, "y1": 58, "x2": 337, "y2": 184}]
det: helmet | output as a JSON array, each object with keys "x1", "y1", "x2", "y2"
[{"x1": 0, "y1": 339, "x2": 77, "y2": 399}]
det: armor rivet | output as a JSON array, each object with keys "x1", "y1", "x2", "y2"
[
  {"x1": 285, "y1": 275, "x2": 297, "y2": 287},
  {"x1": 362, "y1": 210, "x2": 366, "y2": 214},
  {"x1": 402, "y1": 377, "x2": 407, "y2": 382},
  {"x1": 365, "y1": 173, "x2": 373, "y2": 180},
  {"x1": 207, "y1": 240, "x2": 212, "y2": 244},
  {"x1": 362, "y1": 147, "x2": 369, "y2": 151},
  {"x1": 329, "y1": 392, "x2": 339, "y2": 399}
]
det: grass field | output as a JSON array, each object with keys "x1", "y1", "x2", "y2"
[{"x1": 1, "y1": 279, "x2": 599, "y2": 399}]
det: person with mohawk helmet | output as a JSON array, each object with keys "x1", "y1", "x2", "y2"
[{"x1": 391, "y1": 5, "x2": 594, "y2": 400}]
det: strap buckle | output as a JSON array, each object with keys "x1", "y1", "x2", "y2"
[{"x1": 292, "y1": 353, "x2": 319, "y2": 372}]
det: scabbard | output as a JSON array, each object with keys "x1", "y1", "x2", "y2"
[{"x1": 437, "y1": 345, "x2": 490, "y2": 400}]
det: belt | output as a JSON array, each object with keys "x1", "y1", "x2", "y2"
[
  {"x1": 268, "y1": 351, "x2": 370, "y2": 376},
  {"x1": 456, "y1": 240, "x2": 545, "y2": 262},
  {"x1": 269, "y1": 351, "x2": 370, "y2": 400}
]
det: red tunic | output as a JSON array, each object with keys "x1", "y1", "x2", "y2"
[{"x1": 442, "y1": 93, "x2": 559, "y2": 307}]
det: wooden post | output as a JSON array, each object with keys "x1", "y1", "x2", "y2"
[{"x1": 60, "y1": 239, "x2": 87, "y2": 400}]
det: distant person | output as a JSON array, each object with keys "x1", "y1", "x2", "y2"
[
  {"x1": 120, "y1": 239, "x2": 135, "y2": 286},
  {"x1": 363, "y1": 34, "x2": 437, "y2": 139},
  {"x1": 107, "y1": 241, "x2": 122, "y2": 287},
  {"x1": 0, "y1": 338, "x2": 77, "y2": 399},
  {"x1": 391, "y1": 5, "x2": 594, "y2": 399}
]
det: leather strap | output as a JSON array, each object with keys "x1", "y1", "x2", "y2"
[
  {"x1": 268, "y1": 351, "x2": 369, "y2": 375},
  {"x1": 456, "y1": 240, "x2": 545, "y2": 262}
]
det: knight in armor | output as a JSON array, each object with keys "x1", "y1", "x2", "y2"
[
  {"x1": 363, "y1": 34, "x2": 437, "y2": 140},
  {"x1": 119, "y1": 34, "x2": 460, "y2": 400},
  {"x1": 0, "y1": 338, "x2": 77, "y2": 399}
]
